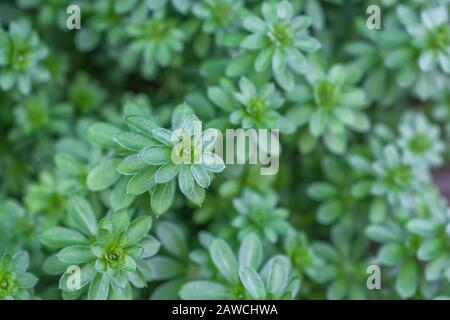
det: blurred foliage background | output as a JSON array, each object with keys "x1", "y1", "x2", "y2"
[{"x1": 0, "y1": 0, "x2": 450, "y2": 300}]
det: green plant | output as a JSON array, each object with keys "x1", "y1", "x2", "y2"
[
  {"x1": 41, "y1": 197, "x2": 159, "y2": 299},
  {"x1": 0, "y1": 251, "x2": 38, "y2": 299},
  {"x1": 180, "y1": 233, "x2": 300, "y2": 299},
  {"x1": 0, "y1": 19, "x2": 49, "y2": 94},
  {"x1": 1, "y1": 0, "x2": 450, "y2": 301}
]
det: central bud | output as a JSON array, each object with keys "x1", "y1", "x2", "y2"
[
  {"x1": 314, "y1": 80, "x2": 340, "y2": 108},
  {"x1": 0, "y1": 274, "x2": 11, "y2": 290},
  {"x1": 146, "y1": 20, "x2": 169, "y2": 39},
  {"x1": 430, "y1": 24, "x2": 450, "y2": 49},
  {"x1": 246, "y1": 98, "x2": 266, "y2": 117},
  {"x1": 105, "y1": 247, "x2": 123, "y2": 265},
  {"x1": 1, "y1": 279, "x2": 8, "y2": 289},
  {"x1": 178, "y1": 142, "x2": 196, "y2": 164},
  {"x1": 211, "y1": 3, "x2": 232, "y2": 25},
  {"x1": 408, "y1": 134, "x2": 431, "y2": 154},
  {"x1": 388, "y1": 164, "x2": 412, "y2": 189},
  {"x1": 269, "y1": 23, "x2": 292, "y2": 46}
]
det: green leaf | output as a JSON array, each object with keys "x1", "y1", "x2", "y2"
[
  {"x1": 110, "y1": 177, "x2": 135, "y2": 211},
  {"x1": 87, "y1": 158, "x2": 121, "y2": 191},
  {"x1": 407, "y1": 219, "x2": 436, "y2": 237},
  {"x1": 12, "y1": 251, "x2": 30, "y2": 272},
  {"x1": 239, "y1": 233, "x2": 263, "y2": 270},
  {"x1": 156, "y1": 222, "x2": 188, "y2": 259},
  {"x1": 122, "y1": 255, "x2": 137, "y2": 272},
  {"x1": 127, "y1": 216, "x2": 152, "y2": 244},
  {"x1": 58, "y1": 245, "x2": 95, "y2": 264},
  {"x1": 125, "y1": 115, "x2": 158, "y2": 136},
  {"x1": 179, "y1": 165, "x2": 194, "y2": 196},
  {"x1": 155, "y1": 162, "x2": 180, "y2": 183},
  {"x1": 396, "y1": 261, "x2": 418, "y2": 299},
  {"x1": 151, "y1": 180, "x2": 176, "y2": 215},
  {"x1": 179, "y1": 281, "x2": 229, "y2": 300},
  {"x1": 127, "y1": 166, "x2": 157, "y2": 195},
  {"x1": 86, "y1": 122, "x2": 122, "y2": 148},
  {"x1": 255, "y1": 47, "x2": 274, "y2": 72},
  {"x1": 209, "y1": 239, "x2": 239, "y2": 284},
  {"x1": 272, "y1": 48, "x2": 286, "y2": 73},
  {"x1": 88, "y1": 273, "x2": 110, "y2": 300},
  {"x1": 172, "y1": 103, "x2": 194, "y2": 129},
  {"x1": 16, "y1": 273, "x2": 38, "y2": 289},
  {"x1": 324, "y1": 131, "x2": 347, "y2": 154},
  {"x1": 207, "y1": 86, "x2": 236, "y2": 112},
  {"x1": 114, "y1": 0, "x2": 136, "y2": 13},
  {"x1": 239, "y1": 266, "x2": 266, "y2": 300},
  {"x1": 378, "y1": 243, "x2": 404, "y2": 266},
  {"x1": 116, "y1": 155, "x2": 148, "y2": 175},
  {"x1": 43, "y1": 255, "x2": 68, "y2": 275},
  {"x1": 242, "y1": 15, "x2": 267, "y2": 33},
  {"x1": 365, "y1": 225, "x2": 399, "y2": 243},
  {"x1": 139, "y1": 146, "x2": 171, "y2": 165},
  {"x1": 146, "y1": 256, "x2": 185, "y2": 280},
  {"x1": 265, "y1": 256, "x2": 290, "y2": 298},
  {"x1": 190, "y1": 164, "x2": 210, "y2": 188},
  {"x1": 369, "y1": 198, "x2": 387, "y2": 223},
  {"x1": 225, "y1": 53, "x2": 254, "y2": 77},
  {"x1": 327, "y1": 278, "x2": 347, "y2": 300},
  {"x1": 139, "y1": 236, "x2": 161, "y2": 258},
  {"x1": 241, "y1": 34, "x2": 267, "y2": 50},
  {"x1": 307, "y1": 182, "x2": 336, "y2": 200},
  {"x1": 418, "y1": 239, "x2": 444, "y2": 261},
  {"x1": 185, "y1": 183, "x2": 206, "y2": 206},
  {"x1": 309, "y1": 110, "x2": 327, "y2": 137},
  {"x1": 41, "y1": 227, "x2": 88, "y2": 248},
  {"x1": 202, "y1": 152, "x2": 225, "y2": 173},
  {"x1": 114, "y1": 132, "x2": 157, "y2": 151},
  {"x1": 317, "y1": 201, "x2": 342, "y2": 225},
  {"x1": 152, "y1": 128, "x2": 176, "y2": 146},
  {"x1": 111, "y1": 282, "x2": 133, "y2": 300},
  {"x1": 67, "y1": 196, "x2": 98, "y2": 236},
  {"x1": 274, "y1": 68, "x2": 294, "y2": 91}
]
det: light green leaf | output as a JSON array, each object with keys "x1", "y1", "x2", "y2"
[
  {"x1": 151, "y1": 180, "x2": 176, "y2": 215},
  {"x1": 396, "y1": 261, "x2": 418, "y2": 299},
  {"x1": 139, "y1": 146, "x2": 171, "y2": 165},
  {"x1": 190, "y1": 164, "x2": 210, "y2": 188},
  {"x1": 155, "y1": 162, "x2": 180, "y2": 184},
  {"x1": 127, "y1": 166, "x2": 157, "y2": 195},
  {"x1": 58, "y1": 245, "x2": 95, "y2": 264},
  {"x1": 88, "y1": 273, "x2": 110, "y2": 300},
  {"x1": 239, "y1": 266, "x2": 266, "y2": 300},
  {"x1": 67, "y1": 196, "x2": 98, "y2": 236},
  {"x1": 179, "y1": 281, "x2": 229, "y2": 300},
  {"x1": 179, "y1": 165, "x2": 194, "y2": 196},
  {"x1": 116, "y1": 155, "x2": 148, "y2": 175},
  {"x1": 127, "y1": 216, "x2": 152, "y2": 244},
  {"x1": 87, "y1": 158, "x2": 121, "y2": 191},
  {"x1": 209, "y1": 239, "x2": 239, "y2": 284},
  {"x1": 238, "y1": 233, "x2": 263, "y2": 270},
  {"x1": 110, "y1": 177, "x2": 135, "y2": 211},
  {"x1": 207, "y1": 86, "x2": 236, "y2": 112},
  {"x1": 113, "y1": 132, "x2": 157, "y2": 151},
  {"x1": 86, "y1": 123, "x2": 122, "y2": 149},
  {"x1": 41, "y1": 227, "x2": 88, "y2": 249},
  {"x1": 125, "y1": 115, "x2": 158, "y2": 136},
  {"x1": 156, "y1": 222, "x2": 188, "y2": 259}
]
